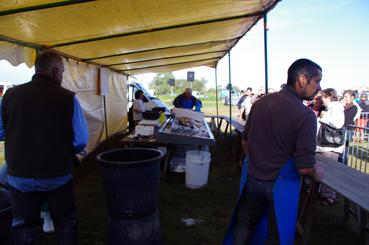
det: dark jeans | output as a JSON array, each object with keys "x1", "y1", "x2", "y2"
[
  {"x1": 233, "y1": 175, "x2": 279, "y2": 245},
  {"x1": 9, "y1": 180, "x2": 78, "y2": 245}
]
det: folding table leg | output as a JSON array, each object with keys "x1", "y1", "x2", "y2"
[
  {"x1": 161, "y1": 144, "x2": 174, "y2": 182},
  {"x1": 299, "y1": 182, "x2": 319, "y2": 245}
]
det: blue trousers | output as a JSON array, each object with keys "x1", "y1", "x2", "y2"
[
  {"x1": 9, "y1": 180, "x2": 78, "y2": 245},
  {"x1": 233, "y1": 175, "x2": 279, "y2": 245}
]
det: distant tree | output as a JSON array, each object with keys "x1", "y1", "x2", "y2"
[
  {"x1": 149, "y1": 72, "x2": 174, "y2": 95},
  {"x1": 206, "y1": 88, "x2": 217, "y2": 97},
  {"x1": 149, "y1": 72, "x2": 208, "y2": 96},
  {"x1": 232, "y1": 85, "x2": 240, "y2": 93},
  {"x1": 172, "y1": 78, "x2": 207, "y2": 95}
]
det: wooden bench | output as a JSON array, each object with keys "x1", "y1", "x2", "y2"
[
  {"x1": 206, "y1": 115, "x2": 245, "y2": 161},
  {"x1": 206, "y1": 115, "x2": 244, "y2": 135},
  {"x1": 298, "y1": 154, "x2": 369, "y2": 244}
]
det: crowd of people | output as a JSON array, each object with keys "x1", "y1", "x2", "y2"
[{"x1": 237, "y1": 84, "x2": 369, "y2": 130}]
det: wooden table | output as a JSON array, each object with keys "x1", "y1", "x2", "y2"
[
  {"x1": 120, "y1": 133, "x2": 174, "y2": 181},
  {"x1": 299, "y1": 154, "x2": 369, "y2": 244}
]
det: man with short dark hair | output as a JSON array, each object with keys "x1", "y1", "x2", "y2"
[
  {"x1": 224, "y1": 58, "x2": 324, "y2": 245},
  {"x1": 1, "y1": 50, "x2": 88, "y2": 244}
]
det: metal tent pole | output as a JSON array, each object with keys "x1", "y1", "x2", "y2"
[
  {"x1": 103, "y1": 95, "x2": 109, "y2": 140},
  {"x1": 215, "y1": 66, "x2": 219, "y2": 120},
  {"x1": 264, "y1": 13, "x2": 269, "y2": 95},
  {"x1": 228, "y1": 51, "x2": 232, "y2": 134}
]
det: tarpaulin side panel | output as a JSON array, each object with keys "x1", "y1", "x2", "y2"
[
  {"x1": 0, "y1": 41, "x2": 36, "y2": 67},
  {"x1": 61, "y1": 59, "x2": 105, "y2": 153},
  {"x1": 105, "y1": 71, "x2": 128, "y2": 136}
]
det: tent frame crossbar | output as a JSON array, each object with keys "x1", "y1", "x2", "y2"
[
  {"x1": 0, "y1": 0, "x2": 96, "y2": 17},
  {"x1": 121, "y1": 57, "x2": 219, "y2": 72},
  {"x1": 85, "y1": 39, "x2": 236, "y2": 61},
  {"x1": 107, "y1": 50, "x2": 228, "y2": 66}
]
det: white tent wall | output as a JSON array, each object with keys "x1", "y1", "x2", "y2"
[
  {"x1": 105, "y1": 71, "x2": 128, "y2": 136},
  {"x1": 62, "y1": 59, "x2": 106, "y2": 154},
  {"x1": 0, "y1": 41, "x2": 36, "y2": 68}
]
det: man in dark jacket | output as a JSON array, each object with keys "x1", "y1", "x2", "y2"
[
  {"x1": 173, "y1": 88, "x2": 202, "y2": 112},
  {"x1": 1, "y1": 51, "x2": 88, "y2": 244},
  {"x1": 227, "y1": 59, "x2": 324, "y2": 244}
]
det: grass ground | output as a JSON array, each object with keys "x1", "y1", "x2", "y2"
[{"x1": 33, "y1": 131, "x2": 362, "y2": 245}]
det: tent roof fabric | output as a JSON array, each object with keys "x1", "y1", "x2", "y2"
[{"x1": 0, "y1": 0, "x2": 280, "y2": 75}]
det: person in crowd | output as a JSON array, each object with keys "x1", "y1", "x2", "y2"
[
  {"x1": 0, "y1": 50, "x2": 89, "y2": 244},
  {"x1": 238, "y1": 87, "x2": 253, "y2": 121},
  {"x1": 173, "y1": 88, "x2": 202, "y2": 112},
  {"x1": 133, "y1": 89, "x2": 145, "y2": 125},
  {"x1": 316, "y1": 88, "x2": 345, "y2": 205},
  {"x1": 342, "y1": 90, "x2": 359, "y2": 127},
  {"x1": 224, "y1": 58, "x2": 324, "y2": 244},
  {"x1": 237, "y1": 87, "x2": 252, "y2": 109},
  {"x1": 357, "y1": 93, "x2": 369, "y2": 128},
  {"x1": 358, "y1": 93, "x2": 369, "y2": 113},
  {"x1": 309, "y1": 91, "x2": 325, "y2": 117}
]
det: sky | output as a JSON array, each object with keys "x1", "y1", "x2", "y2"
[{"x1": 1, "y1": 0, "x2": 368, "y2": 93}]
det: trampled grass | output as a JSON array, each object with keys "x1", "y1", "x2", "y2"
[{"x1": 35, "y1": 132, "x2": 361, "y2": 245}]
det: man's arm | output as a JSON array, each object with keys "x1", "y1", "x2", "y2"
[
  {"x1": 295, "y1": 112, "x2": 324, "y2": 182},
  {"x1": 72, "y1": 96, "x2": 89, "y2": 153},
  {"x1": 298, "y1": 161, "x2": 324, "y2": 182},
  {"x1": 173, "y1": 94, "x2": 182, "y2": 108}
]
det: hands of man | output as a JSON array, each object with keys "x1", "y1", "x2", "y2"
[{"x1": 313, "y1": 160, "x2": 324, "y2": 182}]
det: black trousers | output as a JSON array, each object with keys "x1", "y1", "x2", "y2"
[
  {"x1": 233, "y1": 175, "x2": 279, "y2": 245},
  {"x1": 9, "y1": 180, "x2": 78, "y2": 245}
]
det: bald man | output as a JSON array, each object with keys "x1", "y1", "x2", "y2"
[
  {"x1": 173, "y1": 88, "x2": 202, "y2": 112},
  {"x1": 1, "y1": 51, "x2": 88, "y2": 244}
]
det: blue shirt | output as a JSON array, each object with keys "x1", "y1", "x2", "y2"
[
  {"x1": 182, "y1": 98, "x2": 195, "y2": 109},
  {"x1": 0, "y1": 96, "x2": 89, "y2": 191}
]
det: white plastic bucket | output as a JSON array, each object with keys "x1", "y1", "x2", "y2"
[{"x1": 185, "y1": 150, "x2": 211, "y2": 189}]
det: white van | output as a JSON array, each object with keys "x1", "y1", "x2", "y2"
[{"x1": 127, "y1": 80, "x2": 170, "y2": 112}]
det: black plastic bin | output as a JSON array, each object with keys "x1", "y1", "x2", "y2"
[{"x1": 97, "y1": 148, "x2": 164, "y2": 245}]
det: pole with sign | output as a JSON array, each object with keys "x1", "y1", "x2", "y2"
[
  {"x1": 187, "y1": 71, "x2": 194, "y2": 88},
  {"x1": 168, "y1": 78, "x2": 175, "y2": 96}
]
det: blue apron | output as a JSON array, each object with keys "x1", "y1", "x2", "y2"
[{"x1": 223, "y1": 158, "x2": 301, "y2": 245}]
